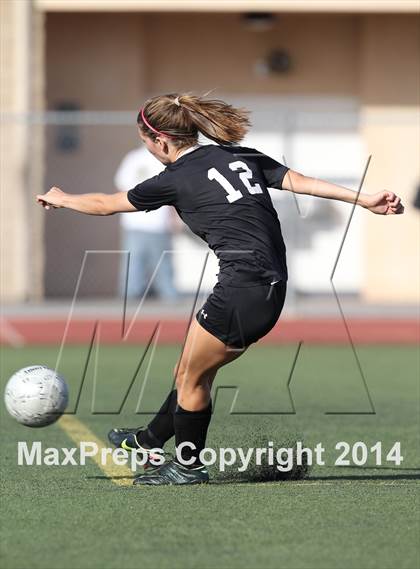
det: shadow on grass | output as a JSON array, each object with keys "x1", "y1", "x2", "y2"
[
  {"x1": 211, "y1": 470, "x2": 420, "y2": 484},
  {"x1": 85, "y1": 470, "x2": 420, "y2": 485},
  {"x1": 309, "y1": 466, "x2": 420, "y2": 482},
  {"x1": 309, "y1": 474, "x2": 420, "y2": 481},
  {"x1": 86, "y1": 475, "x2": 133, "y2": 481}
]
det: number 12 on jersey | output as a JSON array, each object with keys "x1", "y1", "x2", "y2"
[{"x1": 208, "y1": 161, "x2": 263, "y2": 203}]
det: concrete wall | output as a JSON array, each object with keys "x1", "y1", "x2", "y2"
[
  {"x1": 2, "y1": 8, "x2": 419, "y2": 301},
  {"x1": 1, "y1": 0, "x2": 27, "y2": 302},
  {"x1": 0, "y1": 1, "x2": 45, "y2": 302},
  {"x1": 44, "y1": 13, "x2": 147, "y2": 296},
  {"x1": 43, "y1": 12, "x2": 363, "y2": 297},
  {"x1": 360, "y1": 15, "x2": 419, "y2": 302},
  {"x1": 144, "y1": 13, "x2": 360, "y2": 96}
]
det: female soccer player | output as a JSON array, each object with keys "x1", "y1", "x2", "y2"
[{"x1": 37, "y1": 93, "x2": 404, "y2": 485}]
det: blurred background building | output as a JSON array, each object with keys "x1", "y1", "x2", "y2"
[{"x1": 1, "y1": 0, "x2": 419, "y2": 306}]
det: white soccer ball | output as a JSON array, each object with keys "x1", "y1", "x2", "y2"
[{"x1": 4, "y1": 365, "x2": 69, "y2": 427}]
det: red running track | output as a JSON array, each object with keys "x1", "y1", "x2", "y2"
[{"x1": 0, "y1": 317, "x2": 418, "y2": 345}]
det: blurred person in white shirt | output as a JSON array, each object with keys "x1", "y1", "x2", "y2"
[{"x1": 114, "y1": 146, "x2": 178, "y2": 300}]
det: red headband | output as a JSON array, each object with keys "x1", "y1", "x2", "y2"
[{"x1": 140, "y1": 108, "x2": 175, "y2": 138}]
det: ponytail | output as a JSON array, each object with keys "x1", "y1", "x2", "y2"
[
  {"x1": 138, "y1": 93, "x2": 250, "y2": 147},
  {"x1": 176, "y1": 94, "x2": 251, "y2": 145}
]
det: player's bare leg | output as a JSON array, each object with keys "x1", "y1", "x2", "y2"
[
  {"x1": 133, "y1": 320, "x2": 246, "y2": 485},
  {"x1": 174, "y1": 317, "x2": 245, "y2": 410},
  {"x1": 108, "y1": 319, "x2": 245, "y2": 474}
]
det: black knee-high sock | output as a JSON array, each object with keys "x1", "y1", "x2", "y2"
[
  {"x1": 137, "y1": 389, "x2": 178, "y2": 448},
  {"x1": 174, "y1": 402, "x2": 212, "y2": 468}
]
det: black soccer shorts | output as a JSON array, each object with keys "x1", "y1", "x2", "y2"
[{"x1": 196, "y1": 280, "x2": 287, "y2": 348}]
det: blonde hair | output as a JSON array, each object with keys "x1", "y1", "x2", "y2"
[{"x1": 137, "y1": 93, "x2": 251, "y2": 148}]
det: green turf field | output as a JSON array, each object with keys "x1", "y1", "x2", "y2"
[{"x1": 1, "y1": 344, "x2": 419, "y2": 569}]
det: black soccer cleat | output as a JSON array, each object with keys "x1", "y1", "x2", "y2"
[
  {"x1": 107, "y1": 427, "x2": 141, "y2": 448},
  {"x1": 107, "y1": 428, "x2": 162, "y2": 469},
  {"x1": 133, "y1": 459, "x2": 209, "y2": 486}
]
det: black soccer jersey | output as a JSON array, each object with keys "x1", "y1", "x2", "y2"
[{"x1": 127, "y1": 145, "x2": 289, "y2": 286}]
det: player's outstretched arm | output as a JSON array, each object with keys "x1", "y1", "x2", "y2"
[
  {"x1": 282, "y1": 170, "x2": 404, "y2": 215},
  {"x1": 36, "y1": 187, "x2": 136, "y2": 215}
]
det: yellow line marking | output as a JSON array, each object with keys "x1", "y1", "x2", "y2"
[{"x1": 59, "y1": 415, "x2": 133, "y2": 486}]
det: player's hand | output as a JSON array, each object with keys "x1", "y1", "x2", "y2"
[
  {"x1": 36, "y1": 187, "x2": 66, "y2": 210},
  {"x1": 363, "y1": 191, "x2": 404, "y2": 215}
]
